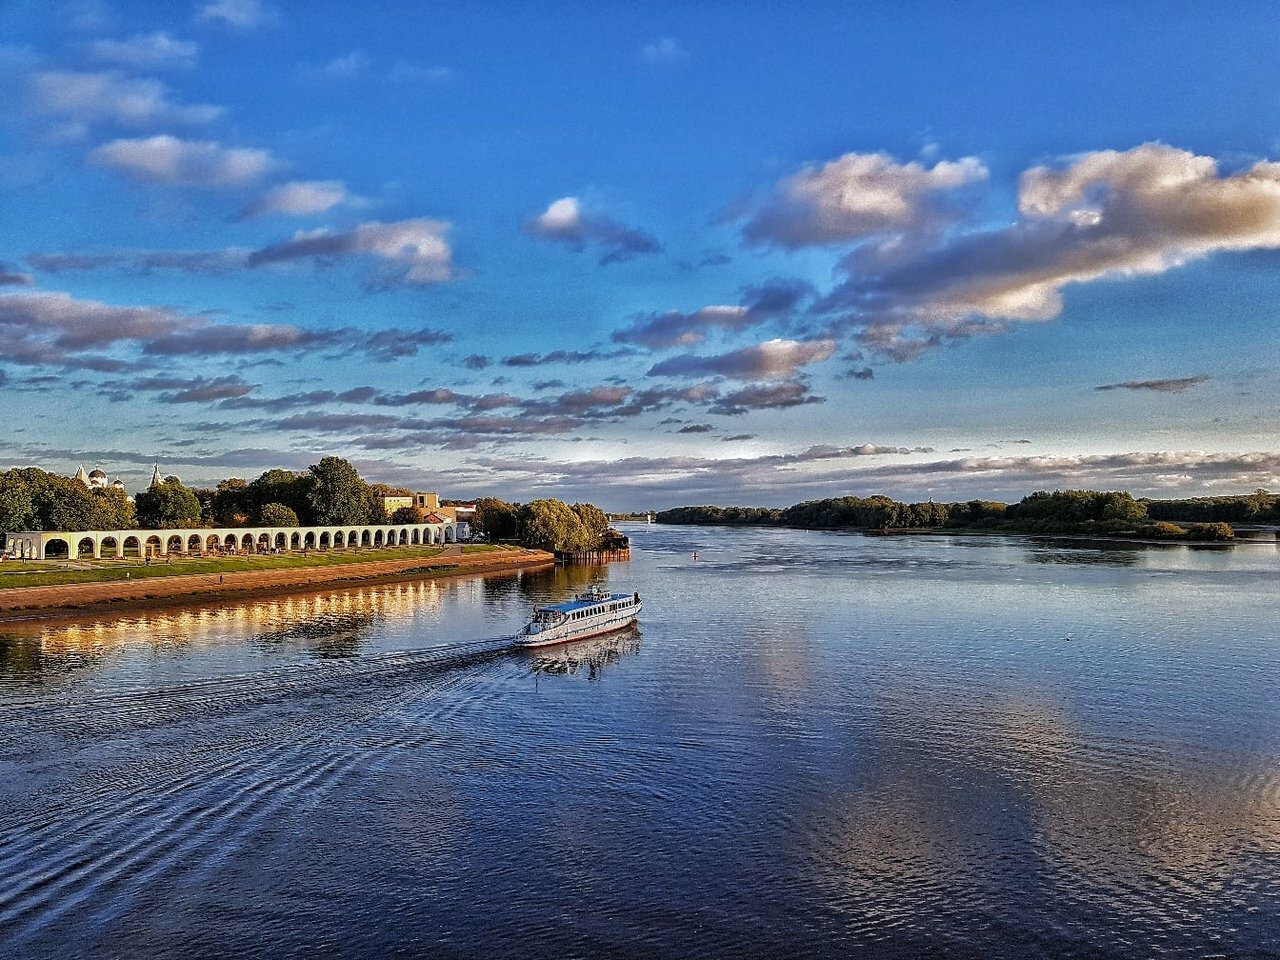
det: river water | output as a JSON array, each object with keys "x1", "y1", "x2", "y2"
[{"x1": 0, "y1": 525, "x2": 1277, "y2": 958}]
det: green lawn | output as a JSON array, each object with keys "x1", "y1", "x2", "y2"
[{"x1": 0, "y1": 544, "x2": 503, "y2": 588}]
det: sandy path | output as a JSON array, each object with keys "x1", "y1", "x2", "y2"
[{"x1": 0, "y1": 549, "x2": 554, "y2": 618}]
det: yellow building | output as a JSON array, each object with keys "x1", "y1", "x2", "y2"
[
  {"x1": 382, "y1": 496, "x2": 413, "y2": 515},
  {"x1": 412, "y1": 492, "x2": 440, "y2": 513}
]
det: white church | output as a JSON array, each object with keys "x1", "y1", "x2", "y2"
[{"x1": 74, "y1": 465, "x2": 128, "y2": 492}]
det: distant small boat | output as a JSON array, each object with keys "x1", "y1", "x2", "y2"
[{"x1": 512, "y1": 587, "x2": 642, "y2": 648}]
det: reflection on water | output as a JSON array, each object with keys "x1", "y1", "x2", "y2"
[
  {"x1": 1026, "y1": 539, "x2": 1144, "y2": 565},
  {"x1": 1, "y1": 527, "x2": 1278, "y2": 959},
  {"x1": 526, "y1": 627, "x2": 642, "y2": 680}
]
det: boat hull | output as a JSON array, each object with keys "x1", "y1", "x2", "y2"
[{"x1": 512, "y1": 614, "x2": 639, "y2": 648}]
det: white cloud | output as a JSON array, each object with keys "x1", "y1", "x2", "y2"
[
  {"x1": 0, "y1": 289, "x2": 342, "y2": 371},
  {"x1": 88, "y1": 32, "x2": 199, "y2": 69},
  {"x1": 299, "y1": 50, "x2": 370, "y2": 80},
  {"x1": 29, "y1": 70, "x2": 221, "y2": 127},
  {"x1": 525, "y1": 196, "x2": 661, "y2": 264},
  {"x1": 0, "y1": 290, "x2": 181, "y2": 349},
  {"x1": 239, "y1": 179, "x2": 357, "y2": 218},
  {"x1": 613, "y1": 279, "x2": 811, "y2": 349},
  {"x1": 740, "y1": 151, "x2": 988, "y2": 248},
  {"x1": 89, "y1": 135, "x2": 275, "y2": 187},
  {"x1": 196, "y1": 0, "x2": 278, "y2": 29},
  {"x1": 647, "y1": 338, "x2": 837, "y2": 380},
  {"x1": 246, "y1": 218, "x2": 454, "y2": 285},
  {"x1": 641, "y1": 38, "x2": 688, "y2": 64},
  {"x1": 804, "y1": 144, "x2": 1280, "y2": 361}
]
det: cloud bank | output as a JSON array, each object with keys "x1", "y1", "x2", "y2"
[
  {"x1": 796, "y1": 144, "x2": 1280, "y2": 361},
  {"x1": 739, "y1": 152, "x2": 987, "y2": 248},
  {"x1": 90, "y1": 135, "x2": 274, "y2": 187},
  {"x1": 246, "y1": 218, "x2": 453, "y2": 285},
  {"x1": 647, "y1": 338, "x2": 836, "y2": 380}
]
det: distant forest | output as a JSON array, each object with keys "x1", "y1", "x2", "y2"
[{"x1": 656, "y1": 489, "x2": 1280, "y2": 541}]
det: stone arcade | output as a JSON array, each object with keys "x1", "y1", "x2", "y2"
[{"x1": 5, "y1": 518, "x2": 458, "y2": 561}]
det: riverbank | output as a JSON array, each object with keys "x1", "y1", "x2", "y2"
[
  {"x1": 867, "y1": 527, "x2": 1258, "y2": 546},
  {"x1": 658, "y1": 521, "x2": 1265, "y2": 548},
  {"x1": 0, "y1": 545, "x2": 554, "y2": 621}
]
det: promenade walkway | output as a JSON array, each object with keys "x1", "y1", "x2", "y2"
[{"x1": 0, "y1": 547, "x2": 553, "y2": 617}]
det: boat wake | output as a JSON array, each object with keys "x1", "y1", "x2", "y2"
[{"x1": 0, "y1": 636, "x2": 519, "y2": 950}]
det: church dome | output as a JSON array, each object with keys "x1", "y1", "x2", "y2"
[{"x1": 89, "y1": 469, "x2": 107, "y2": 478}]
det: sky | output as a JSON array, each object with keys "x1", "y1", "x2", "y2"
[{"x1": 1, "y1": 0, "x2": 1279, "y2": 509}]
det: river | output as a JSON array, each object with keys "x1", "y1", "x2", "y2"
[{"x1": 1, "y1": 525, "x2": 1277, "y2": 958}]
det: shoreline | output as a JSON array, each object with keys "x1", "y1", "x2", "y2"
[
  {"x1": 654, "y1": 521, "x2": 1267, "y2": 547},
  {"x1": 0, "y1": 547, "x2": 555, "y2": 623}
]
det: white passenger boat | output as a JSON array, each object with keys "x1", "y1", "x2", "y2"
[{"x1": 512, "y1": 587, "x2": 642, "y2": 648}]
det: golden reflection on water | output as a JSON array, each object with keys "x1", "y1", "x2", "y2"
[
  {"x1": 0, "y1": 576, "x2": 500, "y2": 684},
  {"x1": 814, "y1": 686, "x2": 1280, "y2": 915}
]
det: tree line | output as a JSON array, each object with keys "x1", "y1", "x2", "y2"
[
  {"x1": 657, "y1": 489, "x2": 1245, "y2": 540},
  {"x1": 0, "y1": 458, "x2": 422, "y2": 532},
  {"x1": 0, "y1": 460, "x2": 618, "y2": 554},
  {"x1": 472, "y1": 497, "x2": 614, "y2": 552}
]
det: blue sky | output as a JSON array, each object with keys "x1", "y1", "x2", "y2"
[{"x1": 2, "y1": 0, "x2": 1279, "y2": 507}]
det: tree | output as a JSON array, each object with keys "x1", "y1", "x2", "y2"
[
  {"x1": 306, "y1": 457, "x2": 372, "y2": 525},
  {"x1": 211, "y1": 478, "x2": 251, "y2": 526},
  {"x1": 1188, "y1": 522, "x2": 1235, "y2": 541},
  {"x1": 571, "y1": 502, "x2": 611, "y2": 548},
  {"x1": 135, "y1": 479, "x2": 203, "y2": 529},
  {"x1": 32, "y1": 472, "x2": 110, "y2": 531},
  {"x1": 91, "y1": 487, "x2": 136, "y2": 529},
  {"x1": 390, "y1": 505, "x2": 425, "y2": 524},
  {"x1": 474, "y1": 497, "x2": 520, "y2": 540},
  {"x1": 519, "y1": 499, "x2": 595, "y2": 551},
  {"x1": 248, "y1": 469, "x2": 311, "y2": 524},
  {"x1": 0, "y1": 474, "x2": 37, "y2": 532},
  {"x1": 259, "y1": 502, "x2": 300, "y2": 526},
  {"x1": 191, "y1": 487, "x2": 217, "y2": 524}
]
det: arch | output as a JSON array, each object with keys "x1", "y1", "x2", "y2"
[
  {"x1": 167, "y1": 535, "x2": 184, "y2": 554},
  {"x1": 44, "y1": 538, "x2": 70, "y2": 560},
  {"x1": 258, "y1": 532, "x2": 271, "y2": 552},
  {"x1": 291, "y1": 532, "x2": 302, "y2": 550},
  {"x1": 241, "y1": 533, "x2": 254, "y2": 551},
  {"x1": 399, "y1": 528, "x2": 409, "y2": 545},
  {"x1": 332, "y1": 531, "x2": 344, "y2": 548},
  {"x1": 444, "y1": 525, "x2": 456, "y2": 543},
  {"x1": 303, "y1": 531, "x2": 315, "y2": 549},
  {"x1": 318, "y1": 531, "x2": 330, "y2": 549},
  {"x1": 225, "y1": 533, "x2": 238, "y2": 550},
  {"x1": 274, "y1": 532, "x2": 287, "y2": 550},
  {"x1": 349, "y1": 530, "x2": 360, "y2": 548},
  {"x1": 360, "y1": 530, "x2": 371, "y2": 547},
  {"x1": 123, "y1": 536, "x2": 141, "y2": 558},
  {"x1": 373, "y1": 530, "x2": 384, "y2": 547},
  {"x1": 207, "y1": 534, "x2": 221, "y2": 553},
  {"x1": 77, "y1": 537, "x2": 96, "y2": 559},
  {"x1": 188, "y1": 534, "x2": 202, "y2": 553},
  {"x1": 411, "y1": 528, "x2": 421, "y2": 545},
  {"x1": 100, "y1": 536, "x2": 119, "y2": 559},
  {"x1": 145, "y1": 535, "x2": 163, "y2": 557}
]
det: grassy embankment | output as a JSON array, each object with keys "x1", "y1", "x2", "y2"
[{"x1": 0, "y1": 544, "x2": 502, "y2": 589}]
